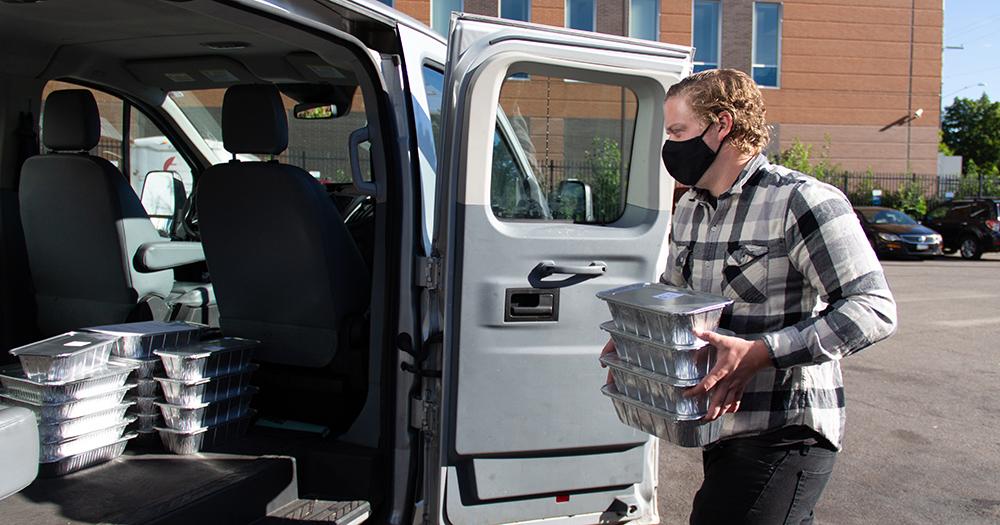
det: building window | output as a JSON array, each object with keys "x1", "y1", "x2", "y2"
[
  {"x1": 629, "y1": 0, "x2": 659, "y2": 41},
  {"x1": 500, "y1": 0, "x2": 529, "y2": 22},
  {"x1": 375, "y1": 0, "x2": 393, "y2": 6},
  {"x1": 566, "y1": 0, "x2": 595, "y2": 32},
  {"x1": 752, "y1": 2, "x2": 781, "y2": 87},
  {"x1": 432, "y1": 0, "x2": 463, "y2": 37},
  {"x1": 692, "y1": 0, "x2": 720, "y2": 72}
]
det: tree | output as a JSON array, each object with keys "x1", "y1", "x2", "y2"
[{"x1": 941, "y1": 94, "x2": 1000, "y2": 172}]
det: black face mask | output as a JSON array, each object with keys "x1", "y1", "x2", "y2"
[{"x1": 661, "y1": 125, "x2": 720, "y2": 187}]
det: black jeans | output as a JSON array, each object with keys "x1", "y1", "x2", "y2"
[{"x1": 689, "y1": 437, "x2": 838, "y2": 525}]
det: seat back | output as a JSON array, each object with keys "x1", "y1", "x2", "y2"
[
  {"x1": 19, "y1": 90, "x2": 172, "y2": 335},
  {"x1": 197, "y1": 85, "x2": 370, "y2": 367}
]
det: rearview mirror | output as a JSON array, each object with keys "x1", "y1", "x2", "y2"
[{"x1": 294, "y1": 103, "x2": 338, "y2": 120}]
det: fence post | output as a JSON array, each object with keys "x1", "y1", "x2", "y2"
[
  {"x1": 979, "y1": 172, "x2": 984, "y2": 198},
  {"x1": 548, "y1": 159, "x2": 554, "y2": 193},
  {"x1": 842, "y1": 174, "x2": 848, "y2": 194}
]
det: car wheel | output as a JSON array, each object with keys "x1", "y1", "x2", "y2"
[{"x1": 960, "y1": 236, "x2": 983, "y2": 260}]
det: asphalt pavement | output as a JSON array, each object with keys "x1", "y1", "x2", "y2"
[{"x1": 656, "y1": 253, "x2": 1000, "y2": 525}]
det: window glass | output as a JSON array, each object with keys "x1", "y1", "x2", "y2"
[
  {"x1": 566, "y1": 0, "x2": 595, "y2": 32},
  {"x1": 375, "y1": 0, "x2": 393, "y2": 5},
  {"x1": 432, "y1": 0, "x2": 464, "y2": 37},
  {"x1": 500, "y1": 0, "x2": 529, "y2": 21},
  {"x1": 167, "y1": 88, "x2": 368, "y2": 183},
  {"x1": 693, "y1": 0, "x2": 720, "y2": 73},
  {"x1": 629, "y1": 0, "x2": 659, "y2": 41},
  {"x1": 492, "y1": 71, "x2": 637, "y2": 224},
  {"x1": 752, "y1": 2, "x2": 781, "y2": 87},
  {"x1": 926, "y1": 205, "x2": 949, "y2": 220}
]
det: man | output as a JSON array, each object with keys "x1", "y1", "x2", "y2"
[{"x1": 603, "y1": 69, "x2": 897, "y2": 524}]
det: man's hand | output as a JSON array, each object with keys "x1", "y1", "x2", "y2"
[
  {"x1": 684, "y1": 330, "x2": 773, "y2": 421},
  {"x1": 600, "y1": 338, "x2": 616, "y2": 385}
]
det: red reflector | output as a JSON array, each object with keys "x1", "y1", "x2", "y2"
[{"x1": 556, "y1": 495, "x2": 570, "y2": 503}]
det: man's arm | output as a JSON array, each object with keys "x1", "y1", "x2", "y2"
[{"x1": 762, "y1": 181, "x2": 898, "y2": 369}]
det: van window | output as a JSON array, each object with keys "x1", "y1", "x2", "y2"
[
  {"x1": 42, "y1": 81, "x2": 193, "y2": 226},
  {"x1": 492, "y1": 72, "x2": 637, "y2": 224},
  {"x1": 167, "y1": 88, "x2": 368, "y2": 183}
]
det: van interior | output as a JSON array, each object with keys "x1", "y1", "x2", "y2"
[{"x1": 0, "y1": 0, "x2": 409, "y2": 522}]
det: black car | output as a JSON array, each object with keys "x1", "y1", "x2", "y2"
[
  {"x1": 923, "y1": 198, "x2": 1000, "y2": 260},
  {"x1": 854, "y1": 206, "x2": 943, "y2": 258}
]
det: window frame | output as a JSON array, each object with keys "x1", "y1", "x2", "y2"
[
  {"x1": 751, "y1": 1, "x2": 782, "y2": 88},
  {"x1": 628, "y1": 0, "x2": 660, "y2": 41},
  {"x1": 565, "y1": 0, "x2": 597, "y2": 32},
  {"x1": 691, "y1": 0, "x2": 721, "y2": 73}
]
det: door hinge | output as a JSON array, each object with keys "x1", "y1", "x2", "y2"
[{"x1": 416, "y1": 256, "x2": 441, "y2": 289}]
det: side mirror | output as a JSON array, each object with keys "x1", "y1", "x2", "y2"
[
  {"x1": 140, "y1": 170, "x2": 185, "y2": 236},
  {"x1": 549, "y1": 179, "x2": 594, "y2": 223}
]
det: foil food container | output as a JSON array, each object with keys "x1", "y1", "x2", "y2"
[
  {"x1": 156, "y1": 412, "x2": 254, "y2": 455},
  {"x1": 85, "y1": 321, "x2": 203, "y2": 359},
  {"x1": 602, "y1": 384, "x2": 722, "y2": 448},
  {"x1": 0, "y1": 361, "x2": 137, "y2": 404},
  {"x1": 156, "y1": 387, "x2": 256, "y2": 431},
  {"x1": 155, "y1": 338, "x2": 258, "y2": 381},
  {"x1": 0, "y1": 385, "x2": 134, "y2": 422},
  {"x1": 36, "y1": 402, "x2": 134, "y2": 443},
  {"x1": 601, "y1": 353, "x2": 707, "y2": 417},
  {"x1": 134, "y1": 378, "x2": 160, "y2": 398},
  {"x1": 597, "y1": 284, "x2": 732, "y2": 346},
  {"x1": 129, "y1": 412, "x2": 162, "y2": 434},
  {"x1": 38, "y1": 433, "x2": 137, "y2": 478},
  {"x1": 600, "y1": 321, "x2": 727, "y2": 381},
  {"x1": 9, "y1": 332, "x2": 120, "y2": 382},
  {"x1": 112, "y1": 356, "x2": 164, "y2": 379},
  {"x1": 156, "y1": 364, "x2": 258, "y2": 406},
  {"x1": 39, "y1": 418, "x2": 135, "y2": 462},
  {"x1": 131, "y1": 396, "x2": 161, "y2": 415}
]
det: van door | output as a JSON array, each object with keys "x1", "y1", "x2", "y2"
[{"x1": 427, "y1": 14, "x2": 691, "y2": 525}]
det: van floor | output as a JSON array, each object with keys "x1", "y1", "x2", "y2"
[{"x1": 0, "y1": 426, "x2": 380, "y2": 525}]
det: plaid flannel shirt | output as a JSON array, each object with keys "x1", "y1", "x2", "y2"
[{"x1": 661, "y1": 154, "x2": 897, "y2": 449}]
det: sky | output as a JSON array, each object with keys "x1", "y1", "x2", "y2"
[{"x1": 941, "y1": 0, "x2": 1000, "y2": 109}]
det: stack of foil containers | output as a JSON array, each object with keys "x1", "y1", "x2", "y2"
[
  {"x1": 152, "y1": 338, "x2": 258, "y2": 454},
  {"x1": 597, "y1": 283, "x2": 732, "y2": 447},
  {"x1": 85, "y1": 321, "x2": 204, "y2": 442},
  {"x1": 1, "y1": 332, "x2": 138, "y2": 476}
]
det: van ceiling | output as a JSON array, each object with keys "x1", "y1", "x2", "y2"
[{"x1": 0, "y1": 0, "x2": 379, "y2": 102}]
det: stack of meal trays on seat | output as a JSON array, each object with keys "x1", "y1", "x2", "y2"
[
  {"x1": 85, "y1": 321, "x2": 204, "y2": 443},
  {"x1": 152, "y1": 338, "x2": 259, "y2": 454},
  {"x1": 1, "y1": 332, "x2": 138, "y2": 476},
  {"x1": 596, "y1": 283, "x2": 733, "y2": 448}
]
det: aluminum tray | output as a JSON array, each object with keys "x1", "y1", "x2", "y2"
[
  {"x1": 39, "y1": 417, "x2": 134, "y2": 462},
  {"x1": 129, "y1": 412, "x2": 162, "y2": 433},
  {"x1": 155, "y1": 364, "x2": 258, "y2": 406},
  {"x1": 156, "y1": 412, "x2": 254, "y2": 455},
  {"x1": 9, "y1": 332, "x2": 120, "y2": 382},
  {"x1": 597, "y1": 284, "x2": 732, "y2": 346},
  {"x1": 86, "y1": 321, "x2": 203, "y2": 359},
  {"x1": 134, "y1": 378, "x2": 159, "y2": 398},
  {"x1": 38, "y1": 433, "x2": 137, "y2": 478},
  {"x1": 155, "y1": 338, "x2": 258, "y2": 381},
  {"x1": 37, "y1": 402, "x2": 134, "y2": 442},
  {"x1": 601, "y1": 353, "x2": 706, "y2": 416},
  {"x1": 112, "y1": 356, "x2": 163, "y2": 379},
  {"x1": 0, "y1": 361, "x2": 137, "y2": 404},
  {"x1": 156, "y1": 387, "x2": 256, "y2": 431},
  {"x1": 601, "y1": 321, "x2": 733, "y2": 380},
  {"x1": 601, "y1": 384, "x2": 722, "y2": 448},
  {"x1": 131, "y1": 396, "x2": 162, "y2": 415},
  {"x1": 0, "y1": 385, "x2": 134, "y2": 422}
]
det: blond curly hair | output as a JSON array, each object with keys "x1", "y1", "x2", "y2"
[{"x1": 666, "y1": 69, "x2": 769, "y2": 156}]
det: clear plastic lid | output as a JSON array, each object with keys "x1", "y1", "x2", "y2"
[
  {"x1": 596, "y1": 283, "x2": 732, "y2": 315},
  {"x1": 8, "y1": 332, "x2": 120, "y2": 358},
  {"x1": 154, "y1": 337, "x2": 258, "y2": 359}
]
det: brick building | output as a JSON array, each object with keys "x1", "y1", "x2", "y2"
[{"x1": 390, "y1": 0, "x2": 944, "y2": 175}]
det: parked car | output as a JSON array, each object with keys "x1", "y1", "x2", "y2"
[
  {"x1": 0, "y1": 1, "x2": 690, "y2": 523},
  {"x1": 923, "y1": 198, "x2": 1000, "y2": 260},
  {"x1": 854, "y1": 206, "x2": 943, "y2": 258}
]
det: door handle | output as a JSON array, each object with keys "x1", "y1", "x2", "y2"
[
  {"x1": 506, "y1": 288, "x2": 559, "y2": 322},
  {"x1": 529, "y1": 261, "x2": 607, "y2": 289}
]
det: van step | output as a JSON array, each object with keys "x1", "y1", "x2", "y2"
[{"x1": 261, "y1": 499, "x2": 370, "y2": 524}]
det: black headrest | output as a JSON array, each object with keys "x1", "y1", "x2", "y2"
[
  {"x1": 43, "y1": 90, "x2": 100, "y2": 152},
  {"x1": 222, "y1": 84, "x2": 288, "y2": 156}
]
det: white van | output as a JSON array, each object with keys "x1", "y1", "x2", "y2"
[{"x1": 0, "y1": 1, "x2": 691, "y2": 523}]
